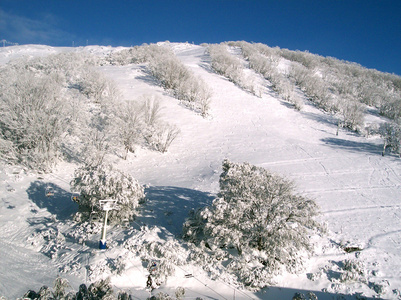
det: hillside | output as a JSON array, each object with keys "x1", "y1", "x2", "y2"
[{"x1": 0, "y1": 42, "x2": 401, "y2": 299}]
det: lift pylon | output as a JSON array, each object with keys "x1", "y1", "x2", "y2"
[{"x1": 98, "y1": 199, "x2": 118, "y2": 250}]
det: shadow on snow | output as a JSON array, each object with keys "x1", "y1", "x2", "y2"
[
  {"x1": 26, "y1": 181, "x2": 78, "y2": 221},
  {"x1": 139, "y1": 186, "x2": 215, "y2": 236},
  {"x1": 321, "y1": 137, "x2": 383, "y2": 156}
]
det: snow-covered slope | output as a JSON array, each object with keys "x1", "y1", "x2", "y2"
[{"x1": 1, "y1": 43, "x2": 400, "y2": 299}]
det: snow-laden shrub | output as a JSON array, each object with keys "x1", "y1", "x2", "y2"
[
  {"x1": 340, "y1": 259, "x2": 366, "y2": 283},
  {"x1": 0, "y1": 52, "x2": 119, "y2": 171},
  {"x1": 208, "y1": 43, "x2": 256, "y2": 95},
  {"x1": 70, "y1": 162, "x2": 145, "y2": 223},
  {"x1": 148, "y1": 45, "x2": 212, "y2": 116},
  {"x1": 53, "y1": 277, "x2": 71, "y2": 299},
  {"x1": 380, "y1": 120, "x2": 401, "y2": 155},
  {"x1": 290, "y1": 64, "x2": 336, "y2": 112},
  {"x1": 114, "y1": 100, "x2": 144, "y2": 158},
  {"x1": 370, "y1": 280, "x2": 390, "y2": 295},
  {"x1": 124, "y1": 226, "x2": 188, "y2": 288},
  {"x1": 281, "y1": 48, "x2": 320, "y2": 70},
  {"x1": 66, "y1": 221, "x2": 103, "y2": 243},
  {"x1": 338, "y1": 97, "x2": 365, "y2": 132},
  {"x1": 87, "y1": 278, "x2": 115, "y2": 299},
  {"x1": 237, "y1": 41, "x2": 303, "y2": 109},
  {"x1": 115, "y1": 95, "x2": 180, "y2": 156},
  {"x1": 183, "y1": 159, "x2": 322, "y2": 288},
  {"x1": 379, "y1": 91, "x2": 401, "y2": 120},
  {"x1": 144, "y1": 122, "x2": 180, "y2": 153},
  {"x1": 107, "y1": 44, "x2": 157, "y2": 65},
  {"x1": 78, "y1": 67, "x2": 121, "y2": 106},
  {"x1": 0, "y1": 70, "x2": 68, "y2": 171},
  {"x1": 175, "y1": 75, "x2": 212, "y2": 117},
  {"x1": 149, "y1": 48, "x2": 190, "y2": 91},
  {"x1": 23, "y1": 277, "x2": 74, "y2": 300},
  {"x1": 175, "y1": 287, "x2": 185, "y2": 300}
]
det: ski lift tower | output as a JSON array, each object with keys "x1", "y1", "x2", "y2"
[{"x1": 98, "y1": 199, "x2": 118, "y2": 250}]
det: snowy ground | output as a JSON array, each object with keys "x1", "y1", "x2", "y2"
[{"x1": 1, "y1": 44, "x2": 401, "y2": 299}]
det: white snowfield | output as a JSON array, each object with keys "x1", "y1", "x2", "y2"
[{"x1": 0, "y1": 43, "x2": 400, "y2": 299}]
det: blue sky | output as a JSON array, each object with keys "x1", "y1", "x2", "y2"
[{"x1": 1, "y1": 0, "x2": 400, "y2": 75}]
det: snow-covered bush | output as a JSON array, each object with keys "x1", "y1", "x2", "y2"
[
  {"x1": 87, "y1": 278, "x2": 115, "y2": 299},
  {"x1": 23, "y1": 277, "x2": 74, "y2": 300},
  {"x1": 0, "y1": 51, "x2": 118, "y2": 171},
  {"x1": 338, "y1": 97, "x2": 365, "y2": 132},
  {"x1": 70, "y1": 162, "x2": 145, "y2": 223},
  {"x1": 53, "y1": 276, "x2": 71, "y2": 299},
  {"x1": 0, "y1": 70, "x2": 67, "y2": 171},
  {"x1": 236, "y1": 41, "x2": 303, "y2": 110},
  {"x1": 139, "y1": 95, "x2": 180, "y2": 152},
  {"x1": 115, "y1": 100, "x2": 144, "y2": 158},
  {"x1": 208, "y1": 43, "x2": 256, "y2": 95},
  {"x1": 379, "y1": 91, "x2": 401, "y2": 120},
  {"x1": 183, "y1": 159, "x2": 322, "y2": 288},
  {"x1": 149, "y1": 48, "x2": 190, "y2": 91},
  {"x1": 124, "y1": 226, "x2": 188, "y2": 288},
  {"x1": 290, "y1": 64, "x2": 336, "y2": 112},
  {"x1": 148, "y1": 45, "x2": 212, "y2": 116},
  {"x1": 380, "y1": 121, "x2": 401, "y2": 156},
  {"x1": 114, "y1": 95, "x2": 180, "y2": 156},
  {"x1": 65, "y1": 221, "x2": 103, "y2": 243},
  {"x1": 144, "y1": 122, "x2": 180, "y2": 153},
  {"x1": 175, "y1": 287, "x2": 185, "y2": 300},
  {"x1": 107, "y1": 44, "x2": 155, "y2": 65},
  {"x1": 22, "y1": 278, "x2": 123, "y2": 300},
  {"x1": 78, "y1": 67, "x2": 121, "y2": 106},
  {"x1": 340, "y1": 259, "x2": 366, "y2": 283},
  {"x1": 175, "y1": 74, "x2": 212, "y2": 117}
]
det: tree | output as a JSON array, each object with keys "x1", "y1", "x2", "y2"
[
  {"x1": 0, "y1": 71, "x2": 67, "y2": 171},
  {"x1": 338, "y1": 97, "x2": 365, "y2": 132},
  {"x1": 380, "y1": 120, "x2": 401, "y2": 156},
  {"x1": 115, "y1": 100, "x2": 143, "y2": 159},
  {"x1": 208, "y1": 43, "x2": 255, "y2": 94},
  {"x1": 183, "y1": 159, "x2": 322, "y2": 288},
  {"x1": 71, "y1": 162, "x2": 145, "y2": 223}
]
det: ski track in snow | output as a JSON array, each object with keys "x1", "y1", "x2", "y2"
[{"x1": 1, "y1": 44, "x2": 401, "y2": 299}]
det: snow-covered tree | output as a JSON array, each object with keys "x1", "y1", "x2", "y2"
[
  {"x1": 183, "y1": 159, "x2": 322, "y2": 287},
  {"x1": 380, "y1": 120, "x2": 401, "y2": 156},
  {"x1": 114, "y1": 95, "x2": 180, "y2": 155},
  {"x1": 0, "y1": 70, "x2": 67, "y2": 170},
  {"x1": 70, "y1": 162, "x2": 145, "y2": 223},
  {"x1": 338, "y1": 97, "x2": 365, "y2": 132},
  {"x1": 115, "y1": 100, "x2": 143, "y2": 159},
  {"x1": 208, "y1": 43, "x2": 255, "y2": 94},
  {"x1": 147, "y1": 45, "x2": 212, "y2": 116}
]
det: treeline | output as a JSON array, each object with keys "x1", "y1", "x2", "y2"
[{"x1": 0, "y1": 51, "x2": 179, "y2": 171}]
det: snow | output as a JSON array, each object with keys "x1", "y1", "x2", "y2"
[{"x1": 1, "y1": 43, "x2": 401, "y2": 299}]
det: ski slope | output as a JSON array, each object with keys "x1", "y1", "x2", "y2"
[{"x1": 0, "y1": 43, "x2": 400, "y2": 299}]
